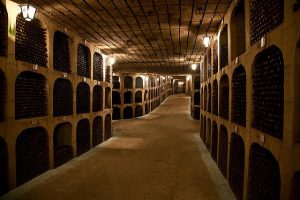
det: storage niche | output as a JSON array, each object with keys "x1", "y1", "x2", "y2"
[
  {"x1": 92, "y1": 85, "x2": 103, "y2": 112},
  {"x1": 0, "y1": 2, "x2": 8, "y2": 56},
  {"x1": 213, "y1": 40, "x2": 218, "y2": 74},
  {"x1": 0, "y1": 70, "x2": 6, "y2": 122},
  {"x1": 53, "y1": 78, "x2": 73, "y2": 117},
  {"x1": 105, "y1": 87, "x2": 111, "y2": 109},
  {"x1": 77, "y1": 44, "x2": 90, "y2": 78},
  {"x1": 113, "y1": 107, "x2": 121, "y2": 120},
  {"x1": 228, "y1": 133, "x2": 245, "y2": 200},
  {"x1": 53, "y1": 31, "x2": 71, "y2": 73},
  {"x1": 53, "y1": 123, "x2": 73, "y2": 168},
  {"x1": 135, "y1": 105, "x2": 143, "y2": 117},
  {"x1": 76, "y1": 119, "x2": 90, "y2": 156},
  {"x1": 208, "y1": 83, "x2": 211, "y2": 113},
  {"x1": 194, "y1": 92, "x2": 200, "y2": 105},
  {"x1": 211, "y1": 121, "x2": 218, "y2": 162},
  {"x1": 15, "y1": 71, "x2": 47, "y2": 119},
  {"x1": 15, "y1": 14, "x2": 47, "y2": 67},
  {"x1": 16, "y1": 127, "x2": 49, "y2": 186},
  {"x1": 93, "y1": 52, "x2": 103, "y2": 81},
  {"x1": 219, "y1": 75, "x2": 229, "y2": 119},
  {"x1": 212, "y1": 80, "x2": 218, "y2": 115},
  {"x1": 124, "y1": 76, "x2": 133, "y2": 89},
  {"x1": 105, "y1": 65, "x2": 111, "y2": 83},
  {"x1": 92, "y1": 116, "x2": 103, "y2": 147},
  {"x1": 104, "y1": 114, "x2": 112, "y2": 140},
  {"x1": 232, "y1": 65, "x2": 246, "y2": 127},
  {"x1": 194, "y1": 76, "x2": 200, "y2": 89},
  {"x1": 135, "y1": 91, "x2": 142, "y2": 103},
  {"x1": 0, "y1": 137, "x2": 8, "y2": 196},
  {"x1": 218, "y1": 125, "x2": 228, "y2": 178},
  {"x1": 76, "y1": 82, "x2": 90, "y2": 114},
  {"x1": 112, "y1": 91, "x2": 121, "y2": 105},
  {"x1": 123, "y1": 106, "x2": 133, "y2": 119},
  {"x1": 247, "y1": 143, "x2": 281, "y2": 200},
  {"x1": 193, "y1": 107, "x2": 200, "y2": 120},
  {"x1": 113, "y1": 76, "x2": 120, "y2": 89},
  {"x1": 136, "y1": 77, "x2": 143, "y2": 88},
  {"x1": 252, "y1": 45, "x2": 284, "y2": 138},
  {"x1": 124, "y1": 91, "x2": 133, "y2": 104},
  {"x1": 220, "y1": 25, "x2": 228, "y2": 69},
  {"x1": 206, "y1": 118, "x2": 211, "y2": 150}
]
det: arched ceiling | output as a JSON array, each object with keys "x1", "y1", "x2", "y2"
[{"x1": 13, "y1": 0, "x2": 232, "y2": 74}]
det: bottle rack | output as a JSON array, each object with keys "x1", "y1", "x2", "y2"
[
  {"x1": 112, "y1": 76, "x2": 120, "y2": 89},
  {"x1": 219, "y1": 75, "x2": 229, "y2": 120},
  {"x1": 77, "y1": 44, "x2": 90, "y2": 78},
  {"x1": 212, "y1": 80, "x2": 218, "y2": 115},
  {"x1": 231, "y1": 65, "x2": 246, "y2": 127},
  {"x1": 76, "y1": 119, "x2": 90, "y2": 156},
  {"x1": 135, "y1": 106, "x2": 143, "y2": 117},
  {"x1": 0, "y1": 137, "x2": 8, "y2": 196},
  {"x1": 220, "y1": 25, "x2": 228, "y2": 70},
  {"x1": 92, "y1": 85, "x2": 103, "y2": 112},
  {"x1": 123, "y1": 106, "x2": 133, "y2": 119},
  {"x1": 228, "y1": 133, "x2": 245, "y2": 200},
  {"x1": 92, "y1": 116, "x2": 103, "y2": 147},
  {"x1": 0, "y1": 71, "x2": 5, "y2": 122},
  {"x1": 105, "y1": 65, "x2": 111, "y2": 83},
  {"x1": 213, "y1": 41, "x2": 218, "y2": 74},
  {"x1": 208, "y1": 84, "x2": 211, "y2": 113},
  {"x1": 16, "y1": 127, "x2": 49, "y2": 186},
  {"x1": 135, "y1": 91, "x2": 142, "y2": 103},
  {"x1": 218, "y1": 125, "x2": 228, "y2": 178},
  {"x1": 93, "y1": 52, "x2": 103, "y2": 81},
  {"x1": 104, "y1": 115, "x2": 112, "y2": 140},
  {"x1": 53, "y1": 78, "x2": 73, "y2": 117},
  {"x1": 124, "y1": 91, "x2": 133, "y2": 104},
  {"x1": 204, "y1": 86, "x2": 207, "y2": 111},
  {"x1": 76, "y1": 82, "x2": 90, "y2": 114},
  {"x1": 211, "y1": 121, "x2": 218, "y2": 162},
  {"x1": 105, "y1": 88, "x2": 111, "y2": 109},
  {"x1": 112, "y1": 91, "x2": 121, "y2": 105},
  {"x1": 15, "y1": 71, "x2": 47, "y2": 120},
  {"x1": 206, "y1": 119, "x2": 211, "y2": 150},
  {"x1": 124, "y1": 76, "x2": 133, "y2": 89},
  {"x1": 0, "y1": 2, "x2": 7, "y2": 57},
  {"x1": 15, "y1": 15, "x2": 47, "y2": 67},
  {"x1": 53, "y1": 31, "x2": 71, "y2": 73}
]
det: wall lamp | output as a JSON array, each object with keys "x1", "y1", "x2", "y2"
[{"x1": 19, "y1": 4, "x2": 37, "y2": 21}]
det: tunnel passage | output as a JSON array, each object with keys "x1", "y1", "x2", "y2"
[
  {"x1": 247, "y1": 143, "x2": 281, "y2": 200},
  {"x1": 0, "y1": 137, "x2": 8, "y2": 196},
  {"x1": 123, "y1": 106, "x2": 133, "y2": 119},
  {"x1": 113, "y1": 107, "x2": 121, "y2": 120},
  {"x1": 92, "y1": 116, "x2": 103, "y2": 147},
  {"x1": 135, "y1": 105, "x2": 143, "y2": 117},
  {"x1": 53, "y1": 123, "x2": 73, "y2": 168},
  {"x1": 228, "y1": 133, "x2": 245, "y2": 200},
  {"x1": 16, "y1": 127, "x2": 49, "y2": 186},
  {"x1": 76, "y1": 82, "x2": 90, "y2": 114},
  {"x1": 77, "y1": 44, "x2": 90, "y2": 78},
  {"x1": 218, "y1": 125, "x2": 228, "y2": 178},
  {"x1": 76, "y1": 119, "x2": 90, "y2": 156},
  {"x1": 93, "y1": 85, "x2": 103, "y2": 112},
  {"x1": 53, "y1": 31, "x2": 71, "y2": 73},
  {"x1": 211, "y1": 121, "x2": 218, "y2": 162},
  {"x1": 93, "y1": 52, "x2": 103, "y2": 81},
  {"x1": 219, "y1": 75, "x2": 229, "y2": 120},
  {"x1": 104, "y1": 114, "x2": 112, "y2": 140},
  {"x1": 53, "y1": 78, "x2": 73, "y2": 117},
  {"x1": 135, "y1": 91, "x2": 143, "y2": 103}
]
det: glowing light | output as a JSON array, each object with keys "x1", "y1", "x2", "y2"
[
  {"x1": 203, "y1": 36, "x2": 210, "y2": 48},
  {"x1": 19, "y1": 4, "x2": 37, "y2": 21},
  {"x1": 191, "y1": 63, "x2": 197, "y2": 71},
  {"x1": 108, "y1": 56, "x2": 116, "y2": 65}
]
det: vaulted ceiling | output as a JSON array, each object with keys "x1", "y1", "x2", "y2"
[{"x1": 14, "y1": 0, "x2": 232, "y2": 74}]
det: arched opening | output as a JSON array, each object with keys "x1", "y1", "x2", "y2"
[
  {"x1": 0, "y1": 137, "x2": 8, "y2": 195},
  {"x1": 123, "y1": 106, "x2": 133, "y2": 119},
  {"x1": 220, "y1": 25, "x2": 228, "y2": 69},
  {"x1": 232, "y1": 65, "x2": 246, "y2": 127},
  {"x1": 113, "y1": 76, "x2": 120, "y2": 89},
  {"x1": 15, "y1": 71, "x2": 47, "y2": 119},
  {"x1": 93, "y1": 52, "x2": 103, "y2": 81},
  {"x1": 53, "y1": 78, "x2": 73, "y2": 117},
  {"x1": 136, "y1": 77, "x2": 143, "y2": 88},
  {"x1": 0, "y1": 2, "x2": 8, "y2": 56},
  {"x1": 211, "y1": 121, "x2": 218, "y2": 162},
  {"x1": 124, "y1": 91, "x2": 133, "y2": 104},
  {"x1": 208, "y1": 83, "x2": 211, "y2": 113},
  {"x1": 194, "y1": 76, "x2": 200, "y2": 90},
  {"x1": 206, "y1": 118, "x2": 211, "y2": 150},
  {"x1": 213, "y1": 40, "x2": 218, "y2": 74},
  {"x1": 77, "y1": 44, "x2": 90, "y2": 78},
  {"x1": 53, "y1": 31, "x2": 71, "y2": 73},
  {"x1": 0, "y1": 70, "x2": 6, "y2": 122},
  {"x1": 105, "y1": 65, "x2": 111, "y2": 83},
  {"x1": 204, "y1": 86, "x2": 207, "y2": 111},
  {"x1": 16, "y1": 127, "x2": 49, "y2": 186},
  {"x1": 124, "y1": 76, "x2": 133, "y2": 89},
  {"x1": 219, "y1": 75, "x2": 229, "y2": 119},
  {"x1": 294, "y1": 39, "x2": 300, "y2": 142},
  {"x1": 76, "y1": 82, "x2": 90, "y2": 114},
  {"x1": 145, "y1": 103, "x2": 149, "y2": 114},
  {"x1": 105, "y1": 87, "x2": 111, "y2": 109},
  {"x1": 194, "y1": 92, "x2": 200, "y2": 105},
  {"x1": 248, "y1": 143, "x2": 281, "y2": 200},
  {"x1": 292, "y1": 171, "x2": 300, "y2": 200},
  {"x1": 144, "y1": 90, "x2": 148, "y2": 101},
  {"x1": 228, "y1": 133, "x2": 245, "y2": 200},
  {"x1": 252, "y1": 45, "x2": 284, "y2": 138},
  {"x1": 93, "y1": 85, "x2": 103, "y2": 112},
  {"x1": 104, "y1": 114, "x2": 112, "y2": 140},
  {"x1": 15, "y1": 14, "x2": 47, "y2": 66},
  {"x1": 53, "y1": 123, "x2": 73, "y2": 168},
  {"x1": 218, "y1": 125, "x2": 228, "y2": 178},
  {"x1": 135, "y1": 91, "x2": 143, "y2": 103},
  {"x1": 112, "y1": 91, "x2": 121, "y2": 105},
  {"x1": 230, "y1": 0, "x2": 245, "y2": 60},
  {"x1": 113, "y1": 107, "x2": 121, "y2": 120},
  {"x1": 212, "y1": 80, "x2": 218, "y2": 115},
  {"x1": 135, "y1": 105, "x2": 143, "y2": 117},
  {"x1": 76, "y1": 119, "x2": 90, "y2": 156},
  {"x1": 193, "y1": 107, "x2": 200, "y2": 120},
  {"x1": 92, "y1": 116, "x2": 103, "y2": 147},
  {"x1": 250, "y1": 0, "x2": 284, "y2": 45}
]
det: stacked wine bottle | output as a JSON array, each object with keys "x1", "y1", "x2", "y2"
[
  {"x1": 77, "y1": 44, "x2": 90, "y2": 78},
  {"x1": 250, "y1": 0, "x2": 284, "y2": 45},
  {"x1": 213, "y1": 41, "x2": 218, "y2": 74},
  {"x1": 219, "y1": 75, "x2": 229, "y2": 119},
  {"x1": 0, "y1": 3, "x2": 8, "y2": 56},
  {"x1": 92, "y1": 85, "x2": 102, "y2": 112},
  {"x1": 53, "y1": 31, "x2": 71, "y2": 73},
  {"x1": 0, "y1": 71, "x2": 5, "y2": 122},
  {"x1": 212, "y1": 80, "x2": 218, "y2": 115},
  {"x1": 15, "y1": 72, "x2": 47, "y2": 120},
  {"x1": 76, "y1": 119, "x2": 90, "y2": 156},
  {"x1": 15, "y1": 15, "x2": 47, "y2": 67},
  {"x1": 54, "y1": 145, "x2": 73, "y2": 168},
  {"x1": 105, "y1": 65, "x2": 111, "y2": 82},
  {"x1": 252, "y1": 46, "x2": 283, "y2": 138},
  {"x1": 220, "y1": 43, "x2": 228, "y2": 69},
  {"x1": 208, "y1": 84, "x2": 211, "y2": 113},
  {"x1": 53, "y1": 78, "x2": 73, "y2": 117},
  {"x1": 0, "y1": 137, "x2": 8, "y2": 196},
  {"x1": 211, "y1": 121, "x2": 218, "y2": 162},
  {"x1": 92, "y1": 117, "x2": 103, "y2": 147},
  {"x1": 207, "y1": 50, "x2": 212, "y2": 78},
  {"x1": 104, "y1": 115, "x2": 112, "y2": 140},
  {"x1": 135, "y1": 106, "x2": 143, "y2": 117},
  {"x1": 93, "y1": 53, "x2": 103, "y2": 81},
  {"x1": 218, "y1": 126, "x2": 228, "y2": 178},
  {"x1": 232, "y1": 65, "x2": 246, "y2": 127},
  {"x1": 76, "y1": 82, "x2": 90, "y2": 114}
]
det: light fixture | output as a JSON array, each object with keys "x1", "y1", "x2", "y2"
[
  {"x1": 19, "y1": 4, "x2": 37, "y2": 21},
  {"x1": 108, "y1": 55, "x2": 116, "y2": 65},
  {"x1": 203, "y1": 36, "x2": 210, "y2": 48},
  {"x1": 191, "y1": 63, "x2": 197, "y2": 71}
]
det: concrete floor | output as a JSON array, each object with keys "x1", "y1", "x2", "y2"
[{"x1": 2, "y1": 95, "x2": 235, "y2": 200}]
